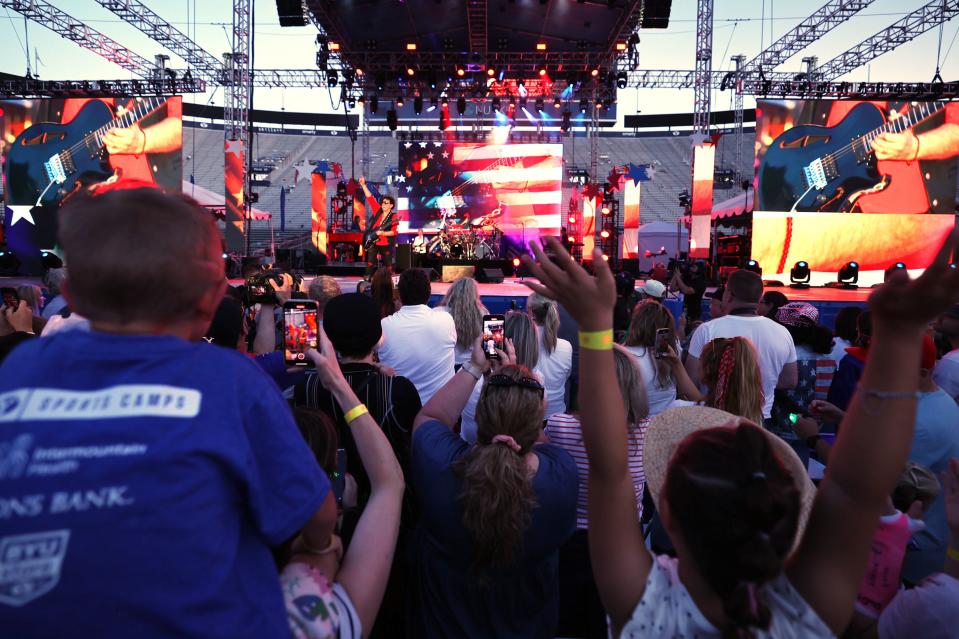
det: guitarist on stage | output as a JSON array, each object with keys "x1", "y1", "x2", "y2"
[{"x1": 359, "y1": 176, "x2": 398, "y2": 278}]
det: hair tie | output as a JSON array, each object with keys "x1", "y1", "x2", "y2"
[
  {"x1": 491, "y1": 434, "x2": 522, "y2": 453},
  {"x1": 713, "y1": 342, "x2": 738, "y2": 408}
]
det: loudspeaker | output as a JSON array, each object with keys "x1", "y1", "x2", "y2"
[
  {"x1": 441, "y1": 264, "x2": 475, "y2": 282},
  {"x1": 396, "y1": 244, "x2": 413, "y2": 271},
  {"x1": 475, "y1": 267, "x2": 505, "y2": 284},
  {"x1": 414, "y1": 267, "x2": 440, "y2": 282},
  {"x1": 275, "y1": 0, "x2": 307, "y2": 26}
]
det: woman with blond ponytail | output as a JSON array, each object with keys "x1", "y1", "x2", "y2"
[
  {"x1": 700, "y1": 337, "x2": 765, "y2": 425},
  {"x1": 528, "y1": 292, "x2": 573, "y2": 418},
  {"x1": 410, "y1": 336, "x2": 577, "y2": 638}
]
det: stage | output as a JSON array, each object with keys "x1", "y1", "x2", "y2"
[{"x1": 1, "y1": 275, "x2": 871, "y2": 328}]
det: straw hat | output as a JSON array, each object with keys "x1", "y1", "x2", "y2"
[{"x1": 644, "y1": 406, "x2": 817, "y2": 547}]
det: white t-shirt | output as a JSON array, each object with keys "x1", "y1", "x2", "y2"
[
  {"x1": 932, "y1": 349, "x2": 959, "y2": 405},
  {"x1": 378, "y1": 305, "x2": 457, "y2": 405},
  {"x1": 620, "y1": 555, "x2": 833, "y2": 639},
  {"x1": 533, "y1": 334, "x2": 573, "y2": 419},
  {"x1": 688, "y1": 314, "x2": 798, "y2": 418},
  {"x1": 878, "y1": 573, "x2": 959, "y2": 639},
  {"x1": 624, "y1": 345, "x2": 678, "y2": 417}
]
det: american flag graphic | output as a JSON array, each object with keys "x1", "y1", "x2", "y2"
[
  {"x1": 397, "y1": 141, "x2": 562, "y2": 232},
  {"x1": 770, "y1": 357, "x2": 836, "y2": 440}
]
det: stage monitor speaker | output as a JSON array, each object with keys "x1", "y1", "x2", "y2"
[
  {"x1": 414, "y1": 267, "x2": 440, "y2": 282},
  {"x1": 275, "y1": 0, "x2": 307, "y2": 26},
  {"x1": 441, "y1": 264, "x2": 475, "y2": 282},
  {"x1": 476, "y1": 267, "x2": 505, "y2": 284},
  {"x1": 396, "y1": 244, "x2": 413, "y2": 271}
]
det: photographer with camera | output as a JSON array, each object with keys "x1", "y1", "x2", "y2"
[{"x1": 669, "y1": 259, "x2": 708, "y2": 322}]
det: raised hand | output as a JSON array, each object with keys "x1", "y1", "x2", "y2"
[
  {"x1": 868, "y1": 228, "x2": 959, "y2": 333},
  {"x1": 305, "y1": 329, "x2": 348, "y2": 393},
  {"x1": 520, "y1": 238, "x2": 616, "y2": 331}
]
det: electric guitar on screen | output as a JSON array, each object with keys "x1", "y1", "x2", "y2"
[
  {"x1": 757, "y1": 102, "x2": 944, "y2": 212},
  {"x1": 3, "y1": 97, "x2": 169, "y2": 209}
]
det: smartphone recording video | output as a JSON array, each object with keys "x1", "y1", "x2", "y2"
[
  {"x1": 283, "y1": 300, "x2": 319, "y2": 366},
  {"x1": 654, "y1": 328, "x2": 671, "y2": 359},
  {"x1": 482, "y1": 314, "x2": 505, "y2": 359}
]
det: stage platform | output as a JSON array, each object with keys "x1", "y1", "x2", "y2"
[{"x1": 1, "y1": 276, "x2": 871, "y2": 328}]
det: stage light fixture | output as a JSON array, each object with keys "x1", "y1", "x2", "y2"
[
  {"x1": 406, "y1": 42, "x2": 417, "y2": 51},
  {"x1": 616, "y1": 71, "x2": 628, "y2": 89},
  {"x1": 538, "y1": 65, "x2": 548, "y2": 77},
  {"x1": 329, "y1": 42, "x2": 340, "y2": 51},
  {"x1": 355, "y1": 67, "x2": 365, "y2": 77},
  {"x1": 348, "y1": 99, "x2": 357, "y2": 109},
  {"x1": 386, "y1": 108, "x2": 398, "y2": 131},
  {"x1": 601, "y1": 206, "x2": 611, "y2": 216},
  {"x1": 579, "y1": 98, "x2": 588, "y2": 112},
  {"x1": 406, "y1": 65, "x2": 416, "y2": 77},
  {"x1": 457, "y1": 96, "x2": 466, "y2": 114},
  {"x1": 838, "y1": 261, "x2": 860, "y2": 288},
  {"x1": 492, "y1": 96, "x2": 501, "y2": 111},
  {"x1": 370, "y1": 95, "x2": 379, "y2": 113},
  {"x1": 535, "y1": 97, "x2": 544, "y2": 111},
  {"x1": 743, "y1": 259, "x2": 762, "y2": 276},
  {"x1": 568, "y1": 235, "x2": 576, "y2": 243},
  {"x1": 616, "y1": 41, "x2": 627, "y2": 51},
  {"x1": 590, "y1": 67, "x2": 600, "y2": 77},
  {"x1": 396, "y1": 96, "x2": 405, "y2": 108},
  {"x1": 512, "y1": 257, "x2": 521, "y2": 267},
  {"x1": 789, "y1": 261, "x2": 811, "y2": 288},
  {"x1": 561, "y1": 110, "x2": 571, "y2": 132},
  {"x1": 568, "y1": 215, "x2": 577, "y2": 224},
  {"x1": 536, "y1": 42, "x2": 547, "y2": 51},
  {"x1": 487, "y1": 67, "x2": 496, "y2": 78},
  {"x1": 455, "y1": 65, "x2": 466, "y2": 77},
  {"x1": 595, "y1": 98, "x2": 604, "y2": 109},
  {"x1": 600, "y1": 229, "x2": 610, "y2": 239},
  {"x1": 553, "y1": 96, "x2": 561, "y2": 108},
  {"x1": 327, "y1": 70, "x2": 338, "y2": 87},
  {"x1": 601, "y1": 254, "x2": 610, "y2": 262},
  {"x1": 441, "y1": 96, "x2": 449, "y2": 107},
  {"x1": 414, "y1": 96, "x2": 423, "y2": 114},
  {"x1": 39, "y1": 250, "x2": 63, "y2": 270}
]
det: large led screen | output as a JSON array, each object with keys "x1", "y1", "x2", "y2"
[
  {"x1": 1, "y1": 96, "x2": 183, "y2": 272},
  {"x1": 397, "y1": 141, "x2": 562, "y2": 236},
  {"x1": 753, "y1": 99, "x2": 957, "y2": 283}
]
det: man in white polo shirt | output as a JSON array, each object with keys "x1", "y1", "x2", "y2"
[
  {"x1": 378, "y1": 268, "x2": 457, "y2": 404},
  {"x1": 685, "y1": 269, "x2": 798, "y2": 419}
]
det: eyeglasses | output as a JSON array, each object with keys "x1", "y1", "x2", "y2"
[{"x1": 487, "y1": 374, "x2": 545, "y2": 396}]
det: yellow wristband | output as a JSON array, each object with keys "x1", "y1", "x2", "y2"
[
  {"x1": 579, "y1": 329, "x2": 614, "y2": 350},
  {"x1": 948, "y1": 547, "x2": 959, "y2": 562},
  {"x1": 343, "y1": 404, "x2": 369, "y2": 425}
]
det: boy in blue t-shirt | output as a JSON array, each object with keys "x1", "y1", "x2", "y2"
[{"x1": 0, "y1": 186, "x2": 334, "y2": 638}]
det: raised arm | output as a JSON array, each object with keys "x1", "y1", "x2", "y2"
[
  {"x1": 304, "y1": 332, "x2": 405, "y2": 636},
  {"x1": 522, "y1": 239, "x2": 651, "y2": 634},
  {"x1": 787, "y1": 229, "x2": 959, "y2": 634}
]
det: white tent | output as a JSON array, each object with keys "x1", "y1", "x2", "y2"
[
  {"x1": 636, "y1": 220, "x2": 689, "y2": 271},
  {"x1": 711, "y1": 189, "x2": 754, "y2": 220}
]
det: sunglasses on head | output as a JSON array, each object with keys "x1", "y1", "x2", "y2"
[{"x1": 487, "y1": 374, "x2": 544, "y2": 396}]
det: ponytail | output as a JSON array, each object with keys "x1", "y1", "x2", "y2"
[{"x1": 527, "y1": 293, "x2": 560, "y2": 354}]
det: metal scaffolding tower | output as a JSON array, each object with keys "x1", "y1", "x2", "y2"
[
  {"x1": 692, "y1": 0, "x2": 714, "y2": 135},
  {"x1": 730, "y1": 55, "x2": 745, "y2": 180}
]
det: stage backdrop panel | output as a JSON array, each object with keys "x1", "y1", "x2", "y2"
[
  {"x1": 753, "y1": 99, "x2": 958, "y2": 284},
  {"x1": 397, "y1": 141, "x2": 562, "y2": 242},
  {"x1": 1, "y1": 96, "x2": 183, "y2": 272}
]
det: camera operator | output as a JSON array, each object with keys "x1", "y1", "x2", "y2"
[{"x1": 669, "y1": 260, "x2": 707, "y2": 322}]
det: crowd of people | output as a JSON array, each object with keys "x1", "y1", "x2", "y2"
[{"x1": 1, "y1": 183, "x2": 959, "y2": 639}]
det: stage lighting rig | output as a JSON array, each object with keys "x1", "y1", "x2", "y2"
[
  {"x1": 370, "y1": 95, "x2": 379, "y2": 113},
  {"x1": 414, "y1": 96, "x2": 423, "y2": 114},
  {"x1": 789, "y1": 261, "x2": 811, "y2": 288},
  {"x1": 837, "y1": 261, "x2": 860, "y2": 288},
  {"x1": 579, "y1": 98, "x2": 588, "y2": 112},
  {"x1": 492, "y1": 96, "x2": 501, "y2": 111},
  {"x1": 327, "y1": 70, "x2": 338, "y2": 87},
  {"x1": 561, "y1": 110, "x2": 571, "y2": 132},
  {"x1": 616, "y1": 72, "x2": 628, "y2": 89},
  {"x1": 553, "y1": 96, "x2": 561, "y2": 108},
  {"x1": 396, "y1": 96, "x2": 405, "y2": 108},
  {"x1": 39, "y1": 250, "x2": 63, "y2": 271},
  {"x1": 742, "y1": 259, "x2": 762, "y2": 276},
  {"x1": 387, "y1": 108, "x2": 398, "y2": 131},
  {"x1": 457, "y1": 97, "x2": 467, "y2": 115}
]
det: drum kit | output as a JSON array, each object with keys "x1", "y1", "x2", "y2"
[{"x1": 420, "y1": 210, "x2": 503, "y2": 260}]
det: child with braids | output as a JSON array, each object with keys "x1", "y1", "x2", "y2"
[{"x1": 520, "y1": 229, "x2": 959, "y2": 638}]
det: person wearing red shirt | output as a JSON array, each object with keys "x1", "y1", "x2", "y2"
[{"x1": 359, "y1": 176, "x2": 398, "y2": 278}]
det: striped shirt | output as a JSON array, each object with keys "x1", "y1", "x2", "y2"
[{"x1": 545, "y1": 413, "x2": 648, "y2": 529}]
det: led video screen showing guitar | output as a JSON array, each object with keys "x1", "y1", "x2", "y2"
[
  {"x1": 752, "y1": 99, "x2": 957, "y2": 283},
  {"x1": 0, "y1": 97, "x2": 182, "y2": 268},
  {"x1": 397, "y1": 141, "x2": 562, "y2": 233}
]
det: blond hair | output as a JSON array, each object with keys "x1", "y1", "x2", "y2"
[
  {"x1": 700, "y1": 337, "x2": 764, "y2": 424},
  {"x1": 527, "y1": 292, "x2": 560, "y2": 354},
  {"x1": 441, "y1": 277, "x2": 487, "y2": 350},
  {"x1": 505, "y1": 312, "x2": 539, "y2": 369}
]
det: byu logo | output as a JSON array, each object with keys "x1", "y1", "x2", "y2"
[
  {"x1": 0, "y1": 434, "x2": 32, "y2": 480},
  {"x1": 0, "y1": 529, "x2": 71, "y2": 606}
]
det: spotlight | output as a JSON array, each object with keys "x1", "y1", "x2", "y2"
[
  {"x1": 538, "y1": 64, "x2": 547, "y2": 77},
  {"x1": 406, "y1": 65, "x2": 416, "y2": 77},
  {"x1": 595, "y1": 98, "x2": 604, "y2": 109},
  {"x1": 512, "y1": 257, "x2": 521, "y2": 267},
  {"x1": 396, "y1": 96, "x2": 405, "y2": 108},
  {"x1": 601, "y1": 254, "x2": 609, "y2": 262},
  {"x1": 615, "y1": 41, "x2": 627, "y2": 51},
  {"x1": 371, "y1": 95, "x2": 379, "y2": 113},
  {"x1": 789, "y1": 260, "x2": 811, "y2": 288},
  {"x1": 487, "y1": 67, "x2": 496, "y2": 77},
  {"x1": 355, "y1": 67, "x2": 364, "y2": 76},
  {"x1": 553, "y1": 96, "x2": 561, "y2": 108},
  {"x1": 536, "y1": 42, "x2": 547, "y2": 51},
  {"x1": 838, "y1": 261, "x2": 859, "y2": 288},
  {"x1": 348, "y1": 99, "x2": 357, "y2": 109},
  {"x1": 600, "y1": 229, "x2": 610, "y2": 239},
  {"x1": 590, "y1": 67, "x2": 600, "y2": 77},
  {"x1": 601, "y1": 205, "x2": 611, "y2": 216},
  {"x1": 457, "y1": 96, "x2": 466, "y2": 114},
  {"x1": 882, "y1": 261, "x2": 908, "y2": 283},
  {"x1": 616, "y1": 71, "x2": 628, "y2": 89},
  {"x1": 406, "y1": 42, "x2": 417, "y2": 51},
  {"x1": 414, "y1": 96, "x2": 423, "y2": 114},
  {"x1": 508, "y1": 95, "x2": 516, "y2": 109},
  {"x1": 492, "y1": 96, "x2": 501, "y2": 111},
  {"x1": 455, "y1": 65, "x2": 466, "y2": 77},
  {"x1": 327, "y1": 70, "x2": 338, "y2": 87},
  {"x1": 441, "y1": 96, "x2": 449, "y2": 107},
  {"x1": 568, "y1": 215, "x2": 577, "y2": 224},
  {"x1": 561, "y1": 109, "x2": 571, "y2": 132},
  {"x1": 39, "y1": 250, "x2": 63, "y2": 270},
  {"x1": 535, "y1": 97, "x2": 544, "y2": 110},
  {"x1": 743, "y1": 259, "x2": 762, "y2": 276},
  {"x1": 386, "y1": 108, "x2": 398, "y2": 131},
  {"x1": 579, "y1": 98, "x2": 588, "y2": 112}
]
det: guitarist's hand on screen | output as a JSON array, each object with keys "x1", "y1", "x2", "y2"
[
  {"x1": 104, "y1": 125, "x2": 146, "y2": 156},
  {"x1": 871, "y1": 131, "x2": 919, "y2": 162}
]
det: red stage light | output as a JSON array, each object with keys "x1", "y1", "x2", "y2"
[
  {"x1": 538, "y1": 67, "x2": 547, "y2": 77},
  {"x1": 512, "y1": 257, "x2": 521, "y2": 267},
  {"x1": 601, "y1": 254, "x2": 609, "y2": 262},
  {"x1": 568, "y1": 215, "x2": 576, "y2": 224},
  {"x1": 487, "y1": 67, "x2": 496, "y2": 77},
  {"x1": 590, "y1": 68, "x2": 600, "y2": 77},
  {"x1": 601, "y1": 206, "x2": 610, "y2": 215},
  {"x1": 567, "y1": 236, "x2": 576, "y2": 243},
  {"x1": 600, "y1": 229, "x2": 610, "y2": 239},
  {"x1": 355, "y1": 67, "x2": 365, "y2": 76},
  {"x1": 456, "y1": 66, "x2": 466, "y2": 77},
  {"x1": 406, "y1": 67, "x2": 416, "y2": 76}
]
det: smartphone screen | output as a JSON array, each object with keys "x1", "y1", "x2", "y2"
[
  {"x1": 654, "y1": 328, "x2": 671, "y2": 359},
  {"x1": 482, "y1": 314, "x2": 505, "y2": 359},
  {"x1": 283, "y1": 300, "x2": 319, "y2": 366}
]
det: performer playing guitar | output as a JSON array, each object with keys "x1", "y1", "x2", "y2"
[{"x1": 358, "y1": 176, "x2": 398, "y2": 278}]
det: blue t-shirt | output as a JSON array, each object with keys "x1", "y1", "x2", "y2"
[
  {"x1": 902, "y1": 388, "x2": 959, "y2": 583},
  {"x1": 0, "y1": 330, "x2": 329, "y2": 638},
  {"x1": 409, "y1": 420, "x2": 577, "y2": 639}
]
